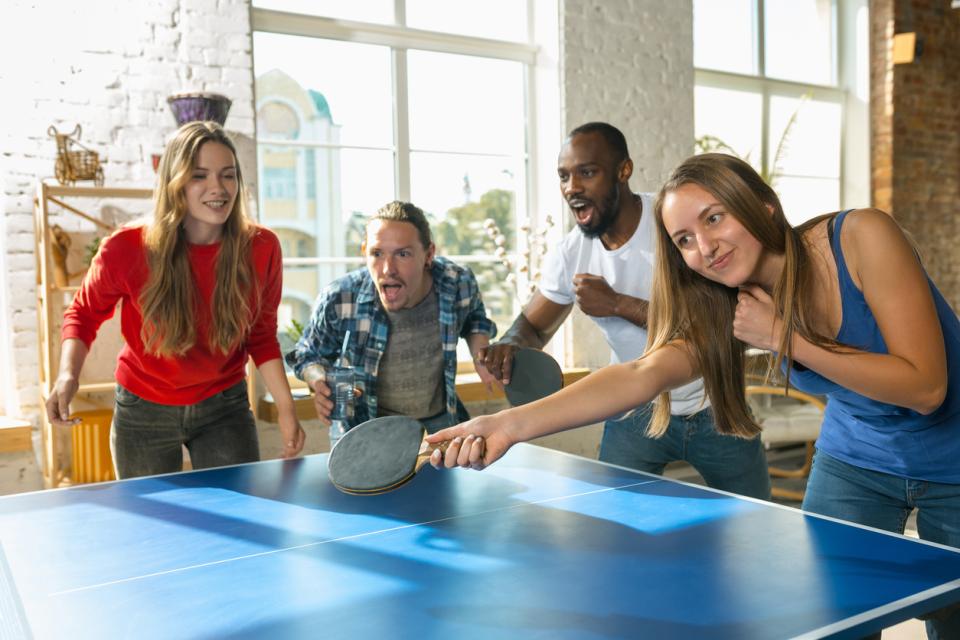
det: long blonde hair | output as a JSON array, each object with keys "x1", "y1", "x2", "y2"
[
  {"x1": 139, "y1": 121, "x2": 255, "y2": 357},
  {"x1": 647, "y1": 153, "x2": 836, "y2": 438}
]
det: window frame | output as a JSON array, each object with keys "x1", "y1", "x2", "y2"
[
  {"x1": 251, "y1": 7, "x2": 538, "y2": 223},
  {"x1": 694, "y1": 0, "x2": 867, "y2": 215},
  {"x1": 251, "y1": 3, "x2": 554, "y2": 361},
  {"x1": 694, "y1": 68, "x2": 845, "y2": 183}
]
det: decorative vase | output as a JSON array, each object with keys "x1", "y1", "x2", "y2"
[{"x1": 166, "y1": 92, "x2": 232, "y2": 127}]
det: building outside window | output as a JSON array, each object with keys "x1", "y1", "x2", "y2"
[
  {"x1": 251, "y1": 1, "x2": 540, "y2": 361},
  {"x1": 693, "y1": 0, "x2": 870, "y2": 225}
]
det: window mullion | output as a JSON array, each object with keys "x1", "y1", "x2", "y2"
[
  {"x1": 756, "y1": 0, "x2": 765, "y2": 77},
  {"x1": 393, "y1": 47, "x2": 411, "y2": 202},
  {"x1": 394, "y1": 0, "x2": 406, "y2": 26},
  {"x1": 757, "y1": 0, "x2": 770, "y2": 179},
  {"x1": 251, "y1": 9, "x2": 536, "y2": 64},
  {"x1": 761, "y1": 88, "x2": 771, "y2": 181},
  {"x1": 514, "y1": 62, "x2": 534, "y2": 302},
  {"x1": 393, "y1": 0, "x2": 409, "y2": 201},
  {"x1": 830, "y1": 0, "x2": 840, "y2": 86}
]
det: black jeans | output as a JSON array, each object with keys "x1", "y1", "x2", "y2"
[{"x1": 111, "y1": 382, "x2": 260, "y2": 479}]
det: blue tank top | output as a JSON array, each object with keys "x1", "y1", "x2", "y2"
[{"x1": 785, "y1": 210, "x2": 960, "y2": 483}]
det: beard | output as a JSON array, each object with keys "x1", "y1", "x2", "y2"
[{"x1": 577, "y1": 183, "x2": 620, "y2": 239}]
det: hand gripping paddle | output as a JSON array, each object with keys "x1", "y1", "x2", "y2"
[
  {"x1": 327, "y1": 415, "x2": 450, "y2": 495},
  {"x1": 504, "y1": 347, "x2": 564, "y2": 407}
]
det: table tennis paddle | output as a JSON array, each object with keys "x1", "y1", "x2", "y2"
[
  {"x1": 504, "y1": 347, "x2": 563, "y2": 407},
  {"x1": 327, "y1": 415, "x2": 451, "y2": 495}
]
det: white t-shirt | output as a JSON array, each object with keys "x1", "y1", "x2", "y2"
[{"x1": 538, "y1": 192, "x2": 709, "y2": 416}]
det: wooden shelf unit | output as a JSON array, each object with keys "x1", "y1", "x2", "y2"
[{"x1": 34, "y1": 182, "x2": 154, "y2": 487}]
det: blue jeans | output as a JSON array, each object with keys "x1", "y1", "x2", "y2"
[
  {"x1": 803, "y1": 450, "x2": 960, "y2": 639},
  {"x1": 111, "y1": 382, "x2": 260, "y2": 479},
  {"x1": 599, "y1": 403, "x2": 771, "y2": 500}
]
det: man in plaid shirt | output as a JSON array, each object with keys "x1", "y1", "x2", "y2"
[{"x1": 287, "y1": 201, "x2": 498, "y2": 433}]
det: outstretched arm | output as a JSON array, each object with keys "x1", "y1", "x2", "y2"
[{"x1": 428, "y1": 342, "x2": 697, "y2": 469}]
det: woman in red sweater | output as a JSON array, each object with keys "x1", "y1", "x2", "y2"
[{"x1": 46, "y1": 121, "x2": 305, "y2": 478}]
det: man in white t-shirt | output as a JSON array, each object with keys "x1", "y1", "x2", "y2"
[{"x1": 477, "y1": 122, "x2": 770, "y2": 499}]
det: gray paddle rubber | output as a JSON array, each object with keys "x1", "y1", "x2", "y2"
[
  {"x1": 328, "y1": 415, "x2": 426, "y2": 494},
  {"x1": 504, "y1": 347, "x2": 563, "y2": 407}
]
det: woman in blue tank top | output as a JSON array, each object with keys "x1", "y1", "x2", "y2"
[{"x1": 428, "y1": 153, "x2": 959, "y2": 638}]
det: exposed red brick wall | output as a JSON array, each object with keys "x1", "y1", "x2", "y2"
[
  {"x1": 871, "y1": 0, "x2": 960, "y2": 305},
  {"x1": 870, "y1": 0, "x2": 895, "y2": 213}
]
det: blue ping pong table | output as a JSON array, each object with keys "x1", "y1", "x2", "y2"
[{"x1": 2, "y1": 443, "x2": 959, "y2": 640}]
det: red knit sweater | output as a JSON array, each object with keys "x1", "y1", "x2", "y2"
[{"x1": 62, "y1": 224, "x2": 283, "y2": 405}]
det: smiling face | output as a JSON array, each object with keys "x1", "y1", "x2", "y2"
[
  {"x1": 363, "y1": 219, "x2": 436, "y2": 311},
  {"x1": 660, "y1": 183, "x2": 767, "y2": 288},
  {"x1": 557, "y1": 132, "x2": 626, "y2": 239},
  {"x1": 182, "y1": 141, "x2": 238, "y2": 244}
]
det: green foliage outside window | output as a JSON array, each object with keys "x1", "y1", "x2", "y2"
[{"x1": 435, "y1": 189, "x2": 517, "y2": 330}]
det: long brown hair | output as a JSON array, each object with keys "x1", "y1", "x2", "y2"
[
  {"x1": 139, "y1": 121, "x2": 255, "y2": 357},
  {"x1": 647, "y1": 153, "x2": 836, "y2": 438}
]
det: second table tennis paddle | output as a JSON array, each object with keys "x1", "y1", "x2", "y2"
[
  {"x1": 327, "y1": 415, "x2": 450, "y2": 495},
  {"x1": 504, "y1": 347, "x2": 564, "y2": 407}
]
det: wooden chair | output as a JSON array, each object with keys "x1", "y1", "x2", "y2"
[{"x1": 746, "y1": 383, "x2": 826, "y2": 502}]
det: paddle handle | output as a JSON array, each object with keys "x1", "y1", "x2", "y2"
[{"x1": 414, "y1": 438, "x2": 452, "y2": 473}]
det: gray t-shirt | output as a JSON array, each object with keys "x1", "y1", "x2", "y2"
[{"x1": 376, "y1": 287, "x2": 445, "y2": 419}]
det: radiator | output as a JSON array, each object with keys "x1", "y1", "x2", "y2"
[{"x1": 71, "y1": 410, "x2": 116, "y2": 484}]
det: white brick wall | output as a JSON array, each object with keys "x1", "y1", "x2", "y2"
[
  {"x1": 0, "y1": 0, "x2": 256, "y2": 417},
  {"x1": 560, "y1": 0, "x2": 694, "y2": 370},
  {"x1": 561, "y1": 0, "x2": 694, "y2": 190}
]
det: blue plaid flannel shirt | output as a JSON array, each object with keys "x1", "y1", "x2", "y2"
[{"x1": 286, "y1": 256, "x2": 497, "y2": 426}]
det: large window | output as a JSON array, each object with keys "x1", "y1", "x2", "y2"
[
  {"x1": 693, "y1": 0, "x2": 869, "y2": 225},
  {"x1": 251, "y1": 3, "x2": 540, "y2": 358}
]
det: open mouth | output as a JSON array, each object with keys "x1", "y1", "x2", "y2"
[
  {"x1": 380, "y1": 282, "x2": 404, "y2": 304},
  {"x1": 204, "y1": 200, "x2": 228, "y2": 211},
  {"x1": 568, "y1": 199, "x2": 595, "y2": 226}
]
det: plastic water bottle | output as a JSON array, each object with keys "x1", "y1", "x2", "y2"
[
  {"x1": 326, "y1": 364, "x2": 354, "y2": 449},
  {"x1": 327, "y1": 367, "x2": 353, "y2": 421},
  {"x1": 327, "y1": 331, "x2": 355, "y2": 450},
  {"x1": 328, "y1": 367, "x2": 354, "y2": 421},
  {"x1": 329, "y1": 419, "x2": 348, "y2": 450}
]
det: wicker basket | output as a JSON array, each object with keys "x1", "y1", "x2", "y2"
[{"x1": 48, "y1": 125, "x2": 104, "y2": 186}]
